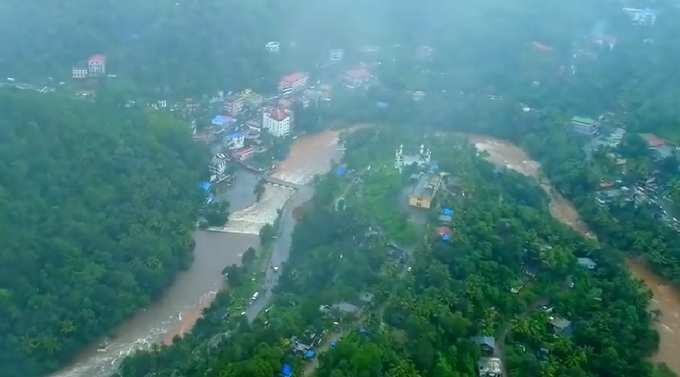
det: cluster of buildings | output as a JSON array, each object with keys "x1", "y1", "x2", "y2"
[
  {"x1": 569, "y1": 111, "x2": 680, "y2": 231},
  {"x1": 622, "y1": 7, "x2": 657, "y2": 26},
  {"x1": 72, "y1": 54, "x2": 107, "y2": 79},
  {"x1": 394, "y1": 144, "x2": 444, "y2": 210}
]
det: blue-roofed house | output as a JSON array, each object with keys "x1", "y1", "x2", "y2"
[
  {"x1": 336, "y1": 165, "x2": 347, "y2": 176},
  {"x1": 212, "y1": 115, "x2": 234, "y2": 127},
  {"x1": 200, "y1": 181, "x2": 212, "y2": 192},
  {"x1": 226, "y1": 132, "x2": 245, "y2": 149},
  {"x1": 281, "y1": 363, "x2": 293, "y2": 377},
  {"x1": 442, "y1": 208, "x2": 454, "y2": 216},
  {"x1": 304, "y1": 349, "x2": 316, "y2": 359}
]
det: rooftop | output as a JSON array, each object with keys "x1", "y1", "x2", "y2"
[
  {"x1": 280, "y1": 72, "x2": 308, "y2": 85},
  {"x1": 550, "y1": 316, "x2": 572, "y2": 330},
  {"x1": 478, "y1": 357, "x2": 502, "y2": 376},
  {"x1": 332, "y1": 302, "x2": 360, "y2": 314},
  {"x1": 577, "y1": 257, "x2": 597, "y2": 270},
  {"x1": 345, "y1": 67, "x2": 371, "y2": 81},
  {"x1": 572, "y1": 116, "x2": 597, "y2": 126},
  {"x1": 473, "y1": 336, "x2": 496, "y2": 350},
  {"x1": 88, "y1": 54, "x2": 106, "y2": 64},
  {"x1": 640, "y1": 133, "x2": 668, "y2": 148},
  {"x1": 266, "y1": 107, "x2": 290, "y2": 122}
]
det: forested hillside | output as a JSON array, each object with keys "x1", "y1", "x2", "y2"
[{"x1": 0, "y1": 90, "x2": 207, "y2": 377}]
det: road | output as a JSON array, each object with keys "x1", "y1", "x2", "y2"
[{"x1": 246, "y1": 185, "x2": 315, "y2": 322}]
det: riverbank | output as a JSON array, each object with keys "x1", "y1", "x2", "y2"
[
  {"x1": 468, "y1": 134, "x2": 594, "y2": 239},
  {"x1": 52, "y1": 130, "x2": 344, "y2": 377},
  {"x1": 466, "y1": 133, "x2": 680, "y2": 374},
  {"x1": 628, "y1": 259, "x2": 680, "y2": 373}
]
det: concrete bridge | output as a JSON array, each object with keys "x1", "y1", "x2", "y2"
[
  {"x1": 263, "y1": 176, "x2": 300, "y2": 190},
  {"x1": 230, "y1": 157, "x2": 300, "y2": 190}
]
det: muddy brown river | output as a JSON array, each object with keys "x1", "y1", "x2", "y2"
[
  {"x1": 52, "y1": 130, "x2": 343, "y2": 377},
  {"x1": 467, "y1": 134, "x2": 680, "y2": 373}
]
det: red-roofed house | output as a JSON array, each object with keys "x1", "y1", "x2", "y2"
[
  {"x1": 231, "y1": 146, "x2": 255, "y2": 161},
  {"x1": 279, "y1": 72, "x2": 309, "y2": 95},
  {"x1": 88, "y1": 54, "x2": 107, "y2": 77},
  {"x1": 344, "y1": 67, "x2": 372, "y2": 89},
  {"x1": 263, "y1": 107, "x2": 292, "y2": 137},
  {"x1": 640, "y1": 133, "x2": 673, "y2": 160},
  {"x1": 435, "y1": 226, "x2": 453, "y2": 241},
  {"x1": 640, "y1": 133, "x2": 667, "y2": 148}
]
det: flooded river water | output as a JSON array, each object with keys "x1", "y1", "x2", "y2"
[
  {"x1": 53, "y1": 130, "x2": 342, "y2": 377},
  {"x1": 466, "y1": 133, "x2": 680, "y2": 373}
]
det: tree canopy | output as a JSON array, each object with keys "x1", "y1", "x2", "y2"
[{"x1": 0, "y1": 90, "x2": 207, "y2": 377}]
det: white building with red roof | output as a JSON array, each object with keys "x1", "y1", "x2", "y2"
[
  {"x1": 344, "y1": 67, "x2": 372, "y2": 89},
  {"x1": 263, "y1": 107, "x2": 292, "y2": 137},
  {"x1": 87, "y1": 54, "x2": 107, "y2": 77},
  {"x1": 278, "y1": 72, "x2": 309, "y2": 95}
]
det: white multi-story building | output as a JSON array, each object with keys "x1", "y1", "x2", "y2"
[
  {"x1": 87, "y1": 54, "x2": 107, "y2": 77},
  {"x1": 72, "y1": 64, "x2": 88, "y2": 79},
  {"x1": 263, "y1": 107, "x2": 292, "y2": 137},
  {"x1": 224, "y1": 95, "x2": 245, "y2": 116}
]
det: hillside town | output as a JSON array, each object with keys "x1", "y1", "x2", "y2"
[{"x1": 5, "y1": 2, "x2": 680, "y2": 377}]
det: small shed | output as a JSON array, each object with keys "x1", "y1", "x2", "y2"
[
  {"x1": 304, "y1": 349, "x2": 316, "y2": 359},
  {"x1": 550, "y1": 317, "x2": 573, "y2": 337},
  {"x1": 577, "y1": 257, "x2": 597, "y2": 270},
  {"x1": 473, "y1": 336, "x2": 496, "y2": 355},
  {"x1": 332, "y1": 302, "x2": 360, "y2": 316}
]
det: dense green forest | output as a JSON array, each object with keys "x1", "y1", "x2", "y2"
[
  {"x1": 0, "y1": 90, "x2": 207, "y2": 376},
  {"x1": 116, "y1": 129, "x2": 660, "y2": 377}
]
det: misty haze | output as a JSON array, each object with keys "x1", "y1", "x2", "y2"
[{"x1": 1, "y1": 1, "x2": 680, "y2": 377}]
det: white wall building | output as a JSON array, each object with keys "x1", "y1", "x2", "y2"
[
  {"x1": 72, "y1": 65, "x2": 88, "y2": 79},
  {"x1": 265, "y1": 41, "x2": 281, "y2": 53},
  {"x1": 395, "y1": 144, "x2": 431, "y2": 173},
  {"x1": 263, "y1": 107, "x2": 292, "y2": 137}
]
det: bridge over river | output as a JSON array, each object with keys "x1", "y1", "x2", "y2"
[{"x1": 230, "y1": 157, "x2": 301, "y2": 190}]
